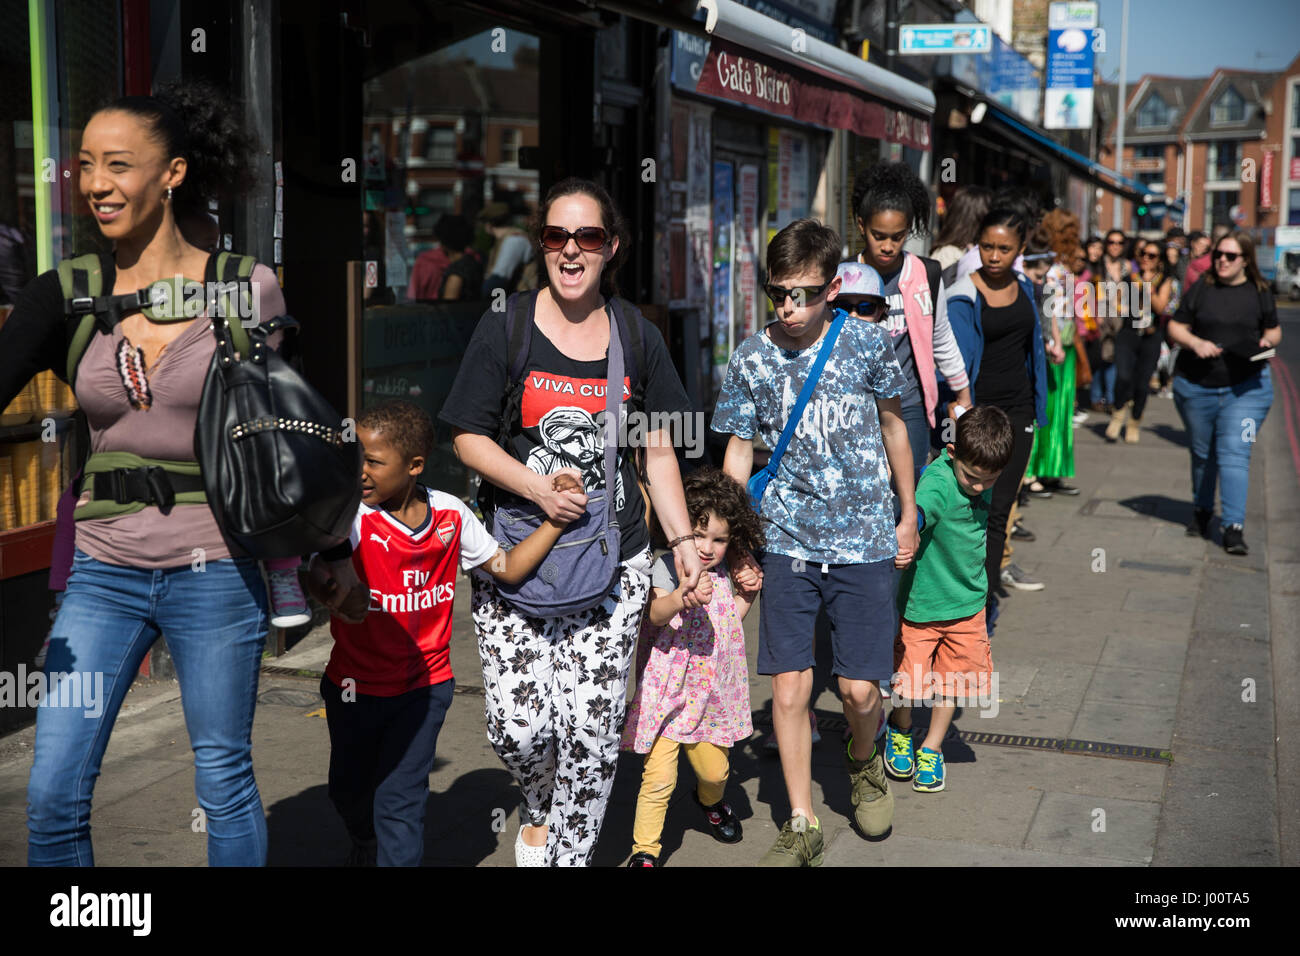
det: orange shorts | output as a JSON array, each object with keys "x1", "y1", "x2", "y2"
[{"x1": 891, "y1": 610, "x2": 992, "y2": 701}]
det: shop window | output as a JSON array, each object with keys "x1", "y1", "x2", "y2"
[
  {"x1": 1211, "y1": 87, "x2": 1246, "y2": 125},
  {"x1": 1289, "y1": 189, "x2": 1300, "y2": 226},
  {"x1": 361, "y1": 22, "x2": 540, "y2": 499},
  {"x1": 1205, "y1": 141, "x2": 1240, "y2": 182}
]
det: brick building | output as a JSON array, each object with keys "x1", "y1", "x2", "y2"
[
  {"x1": 1100, "y1": 68, "x2": 1282, "y2": 236},
  {"x1": 1262, "y1": 50, "x2": 1300, "y2": 228}
]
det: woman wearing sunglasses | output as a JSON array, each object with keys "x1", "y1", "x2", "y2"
[
  {"x1": 1167, "y1": 231, "x2": 1280, "y2": 555},
  {"x1": 849, "y1": 161, "x2": 972, "y2": 485},
  {"x1": 440, "y1": 178, "x2": 704, "y2": 865},
  {"x1": 1106, "y1": 240, "x2": 1175, "y2": 444}
]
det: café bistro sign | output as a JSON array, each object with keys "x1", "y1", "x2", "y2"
[
  {"x1": 715, "y1": 48, "x2": 794, "y2": 107},
  {"x1": 694, "y1": 39, "x2": 930, "y2": 151}
]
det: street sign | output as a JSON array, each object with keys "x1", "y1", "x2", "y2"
[
  {"x1": 1045, "y1": 1, "x2": 1097, "y2": 130},
  {"x1": 899, "y1": 24, "x2": 992, "y2": 55}
]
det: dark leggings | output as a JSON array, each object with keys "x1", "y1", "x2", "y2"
[
  {"x1": 1112, "y1": 326, "x2": 1163, "y2": 420},
  {"x1": 985, "y1": 405, "x2": 1036, "y2": 596}
]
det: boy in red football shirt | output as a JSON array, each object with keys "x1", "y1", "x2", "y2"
[{"x1": 307, "y1": 399, "x2": 580, "y2": 866}]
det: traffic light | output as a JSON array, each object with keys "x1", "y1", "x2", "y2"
[{"x1": 1137, "y1": 203, "x2": 1148, "y2": 217}]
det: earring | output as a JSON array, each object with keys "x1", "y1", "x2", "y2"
[{"x1": 165, "y1": 186, "x2": 173, "y2": 202}]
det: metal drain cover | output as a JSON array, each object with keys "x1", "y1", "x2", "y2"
[{"x1": 257, "y1": 687, "x2": 322, "y2": 707}]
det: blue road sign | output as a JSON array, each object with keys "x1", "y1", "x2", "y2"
[{"x1": 899, "y1": 23, "x2": 992, "y2": 55}]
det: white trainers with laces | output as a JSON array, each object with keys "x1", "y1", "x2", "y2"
[{"x1": 267, "y1": 566, "x2": 312, "y2": 628}]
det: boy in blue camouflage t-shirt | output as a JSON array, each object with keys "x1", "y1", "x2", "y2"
[{"x1": 713, "y1": 219, "x2": 919, "y2": 867}]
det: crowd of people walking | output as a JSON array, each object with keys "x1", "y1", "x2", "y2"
[{"x1": 0, "y1": 78, "x2": 1282, "y2": 867}]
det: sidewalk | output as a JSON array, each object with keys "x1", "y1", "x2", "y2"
[{"x1": 0, "y1": 388, "x2": 1290, "y2": 866}]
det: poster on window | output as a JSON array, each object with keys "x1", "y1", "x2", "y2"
[
  {"x1": 385, "y1": 212, "x2": 410, "y2": 292},
  {"x1": 769, "y1": 129, "x2": 809, "y2": 230},
  {"x1": 712, "y1": 161, "x2": 735, "y2": 389},
  {"x1": 687, "y1": 223, "x2": 711, "y2": 309},
  {"x1": 687, "y1": 107, "x2": 712, "y2": 218},
  {"x1": 737, "y1": 164, "x2": 760, "y2": 339},
  {"x1": 669, "y1": 222, "x2": 687, "y2": 307}
]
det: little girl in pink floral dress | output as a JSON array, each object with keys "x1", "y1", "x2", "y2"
[{"x1": 622, "y1": 468, "x2": 763, "y2": 867}]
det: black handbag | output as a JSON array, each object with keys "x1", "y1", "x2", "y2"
[{"x1": 194, "y1": 312, "x2": 361, "y2": 559}]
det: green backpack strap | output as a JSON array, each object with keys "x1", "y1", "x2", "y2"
[
  {"x1": 59, "y1": 253, "x2": 108, "y2": 386},
  {"x1": 210, "y1": 251, "x2": 258, "y2": 357}
]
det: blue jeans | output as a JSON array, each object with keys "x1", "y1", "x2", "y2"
[
  {"x1": 1090, "y1": 361, "x2": 1116, "y2": 406},
  {"x1": 320, "y1": 675, "x2": 455, "y2": 866},
  {"x1": 27, "y1": 549, "x2": 269, "y2": 866},
  {"x1": 1172, "y1": 369, "x2": 1273, "y2": 527}
]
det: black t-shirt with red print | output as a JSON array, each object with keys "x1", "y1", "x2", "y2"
[{"x1": 440, "y1": 295, "x2": 692, "y2": 561}]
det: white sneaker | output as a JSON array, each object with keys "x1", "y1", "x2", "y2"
[
  {"x1": 267, "y1": 566, "x2": 312, "y2": 628},
  {"x1": 1001, "y1": 563, "x2": 1045, "y2": 592},
  {"x1": 515, "y1": 826, "x2": 547, "y2": 866}
]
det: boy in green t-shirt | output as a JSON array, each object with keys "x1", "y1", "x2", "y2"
[{"x1": 884, "y1": 405, "x2": 1015, "y2": 792}]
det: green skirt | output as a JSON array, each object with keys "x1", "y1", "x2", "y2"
[{"x1": 1027, "y1": 348, "x2": 1076, "y2": 479}]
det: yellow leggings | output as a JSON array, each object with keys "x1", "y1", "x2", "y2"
[{"x1": 632, "y1": 735, "x2": 730, "y2": 858}]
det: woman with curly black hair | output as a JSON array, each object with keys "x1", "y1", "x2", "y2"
[
  {"x1": 0, "y1": 79, "x2": 342, "y2": 865},
  {"x1": 850, "y1": 161, "x2": 972, "y2": 487},
  {"x1": 621, "y1": 467, "x2": 764, "y2": 866}
]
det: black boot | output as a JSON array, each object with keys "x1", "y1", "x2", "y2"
[
  {"x1": 1185, "y1": 507, "x2": 1212, "y2": 538},
  {"x1": 626, "y1": 851, "x2": 660, "y2": 867}
]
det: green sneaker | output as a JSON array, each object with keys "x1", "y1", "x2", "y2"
[
  {"x1": 757, "y1": 818, "x2": 824, "y2": 867},
  {"x1": 845, "y1": 738, "x2": 895, "y2": 836}
]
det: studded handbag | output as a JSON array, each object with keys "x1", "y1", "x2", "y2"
[{"x1": 194, "y1": 309, "x2": 361, "y2": 560}]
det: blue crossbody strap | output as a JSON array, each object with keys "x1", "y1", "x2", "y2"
[{"x1": 766, "y1": 310, "x2": 846, "y2": 476}]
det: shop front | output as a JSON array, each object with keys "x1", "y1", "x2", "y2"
[{"x1": 654, "y1": 0, "x2": 933, "y2": 411}]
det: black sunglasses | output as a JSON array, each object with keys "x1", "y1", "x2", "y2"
[
  {"x1": 1212, "y1": 250, "x2": 1241, "y2": 262},
  {"x1": 1139, "y1": 251, "x2": 1159, "y2": 259},
  {"x1": 765, "y1": 279, "x2": 832, "y2": 307},
  {"x1": 539, "y1": 225, "x2": 609, "y2": 252},
  {"x1": 838, "y1": 297, "x2": 886, "y2": 318}
]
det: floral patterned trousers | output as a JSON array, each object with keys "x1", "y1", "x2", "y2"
[{"x1": 471, "y1": 551, "x2": 651, "y2": 866}]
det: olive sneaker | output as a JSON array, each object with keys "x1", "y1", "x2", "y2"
[
  {"x1": 845, "y1": 738, "x2": 894, "y2": 836},
  {"x1": 757, "y1": 817, "x2": 824, "y2": 867}
]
